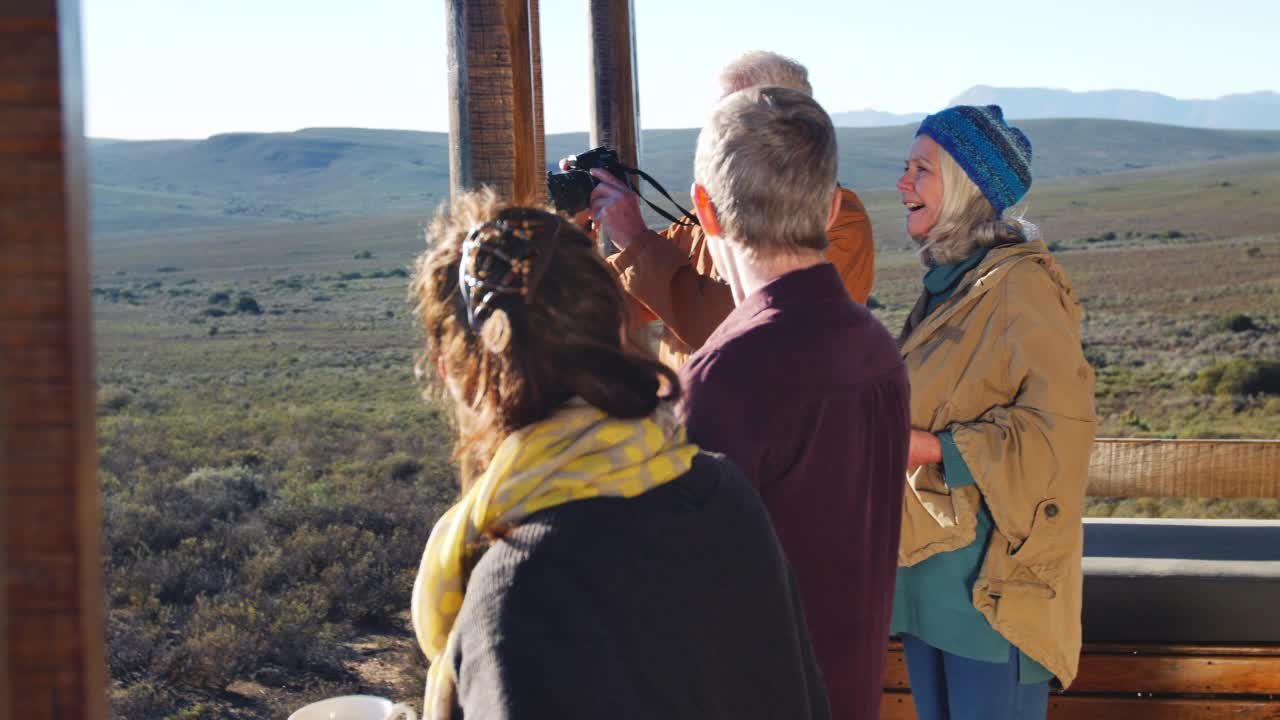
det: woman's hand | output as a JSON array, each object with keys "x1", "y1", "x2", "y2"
[{"x1": 907, "y1": 430, "x2": 943, "y2": 470}]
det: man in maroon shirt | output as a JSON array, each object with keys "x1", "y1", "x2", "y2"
[{"x1": 675, "y1": 86, "x2": 909, "y2": 719}]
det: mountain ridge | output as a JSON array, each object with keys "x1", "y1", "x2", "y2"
[{"x1": 89, "y1": 119, "x2": 1280, "y2": 237}]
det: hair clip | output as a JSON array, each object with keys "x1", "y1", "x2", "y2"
[{"x1": 456, "y1": 212, "x2": 563, "y2": 332}]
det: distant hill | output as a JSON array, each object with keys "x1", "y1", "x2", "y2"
[
  {"x1": 829, "y1": 109, "x2": 926, "y2": 128},
  {"x1": 949, "y1": 86, "x2": 1280, "y2": 130},
  {"x1": 90, "y1": 120, "x2": 1280, "y2": 237}
]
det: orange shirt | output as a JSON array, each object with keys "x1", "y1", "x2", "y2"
[{"x1": 607, "y1": 187, "x2": 875, "y2": 368}]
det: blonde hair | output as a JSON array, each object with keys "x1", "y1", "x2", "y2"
[
  {"x1": 694, "y1": 86, "x2": 835, "y2": 257},
  {"x1": 916, "y1": 147, "x2": 1028, "y2": 266},
  {"x1": 718, "y1": 50, "x2": 812, "y2": 97}
]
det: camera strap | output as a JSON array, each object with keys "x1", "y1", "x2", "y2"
[{"x1": 625, "y1": 166, "x2": 700, "y2": 228}]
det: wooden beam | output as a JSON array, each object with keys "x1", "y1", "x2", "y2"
[
  {"x1": 1088, "y1": 438, "x2": 1280, "y2": 498},
  {"x1": 0, "y1": 0, "x2": 107, "y2": 718},
  {"x1": 587, "y1": 0, "x2": 639, "y2": 254},
  {"x1": 445, "y1": 0, "x2": 542, "y2": 204},
  {"x1": 1046, "y1": 696, "x2": 1280, "y2": 719},
  {"x1": 886, "y1": 642, "x2": 1280, "y2": 696},
  {"x1": 1073, "y1": 654, "x2": 1280, "y2": 695},
  {"x1": 883, "y1": 691, "x2": 1280, "y2": 720}
]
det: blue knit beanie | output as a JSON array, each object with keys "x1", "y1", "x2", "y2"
[{"x1": 915, "y1": 105, "x2": 1032, "y2": 214}]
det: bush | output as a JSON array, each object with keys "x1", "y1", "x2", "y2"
[
  {"x1": 112, "y1": 680, "x2": 178, "y2": 719},
  {"x1": 172, "y1": 597, "x2": 266, "y2": 689},
  {"x1": 235, "y1": 295, "x2": 263, "y2": 315},
  {"x1": 207, "y1": 291, "x2": 230, "y2": 305},
  {"x1": 98, "y1": 385, "x2": 134, "y2": 414},
  {"x1": 1217, "y1": 313, "x2": 1257, "y2": 333},
  {"x1": 353, "y1": 250, "x2": 374, "y2": 260},
  {"x1": 1193, "y1": 359, "x2": 1280, "y2": 397}
]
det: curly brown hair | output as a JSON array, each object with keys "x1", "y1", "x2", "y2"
[{"x1": 411, "y1": 188, "x2": 680, "y2": 484}]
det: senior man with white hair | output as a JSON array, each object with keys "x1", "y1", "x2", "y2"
[
  {"x1": 582, "y1": 51, "x2": 875, "y2": 369},
  {"x1": 626, "y1": 86, "x2": 909, "y2": 720}
]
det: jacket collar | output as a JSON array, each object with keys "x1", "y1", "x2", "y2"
[{"x1": 899, "y1": 241, "x2": 1049, "y2": 356}]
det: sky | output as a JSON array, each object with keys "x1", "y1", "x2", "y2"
[{"x1": 82, "y1": 0, "x2": 1280, "y2": 140}]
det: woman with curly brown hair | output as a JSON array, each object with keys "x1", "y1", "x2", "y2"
[{"x1": 408, "y1": 189, "x2": 828, "y2": 720}]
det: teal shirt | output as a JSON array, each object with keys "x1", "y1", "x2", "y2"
[{"x1": 891, "y1": 248, "x2": 1054, "y2": 685}]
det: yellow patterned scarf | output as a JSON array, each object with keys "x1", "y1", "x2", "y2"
[{"x1": 411, "y1": 397, "x2": 698, "y2": 718}]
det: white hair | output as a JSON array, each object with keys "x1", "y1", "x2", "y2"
[
  {"x1": 695, "y1": 86, "x2": 836, "y2": 257},
  {"x1": 718, "y1": 50, "x2": 812, "y2": 98}
]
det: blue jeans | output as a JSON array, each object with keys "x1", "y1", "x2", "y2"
[{"x1": 901, "y1": 634, "x2": 1049, "y2": 720}]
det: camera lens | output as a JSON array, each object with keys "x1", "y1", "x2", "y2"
[{"x1": 545, "y1": 170, "x2": 597, "y2": 215}]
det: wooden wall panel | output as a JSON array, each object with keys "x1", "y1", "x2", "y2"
[
  {"x1": 0, "y1": 1, "x2": 107, "y2": 719},
  {"x1": 445, "y1": 0, "x2": 543, "y2": 204}
]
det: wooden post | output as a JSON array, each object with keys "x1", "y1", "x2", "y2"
[
  {"x1": 0, "y1": 1, "x2": 108, "y2": 719},
  {"x1": 587, "y1": 0, "x2": 640, "y2": 254},
  {"x1": 445, "y1": 0, "x2": 543, "y2": 205},
  {"x1": 529, "y1": 0, "x2": 546, "y2": 203}
]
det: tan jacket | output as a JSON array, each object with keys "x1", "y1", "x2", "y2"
[
  {"x1": 897, "y1": 240, "x2": 1097, "y2": 687},
  {"x1": 607, "y1": 187, "x2": 875, "y2": 368}
]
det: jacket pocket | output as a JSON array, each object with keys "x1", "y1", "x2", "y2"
[{"x1": 1005, "y1": 497, "x2": 1065, "y2": 591}]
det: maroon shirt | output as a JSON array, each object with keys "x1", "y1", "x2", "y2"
[{"x1": 678, "y1": 262, "x2": 909, "y2": 720}]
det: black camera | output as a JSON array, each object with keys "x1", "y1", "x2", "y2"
[{"x1": 545, "y1": 146, "x2": 631, "y2": 215}]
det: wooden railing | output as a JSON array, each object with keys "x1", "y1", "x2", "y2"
[{"x1": 1088, "y1": 438, "x2": 1280, "y2": 498}]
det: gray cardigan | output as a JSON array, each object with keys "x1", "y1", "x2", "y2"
[{"x1": 447, "y1": 451, "x2": 830, "y2": 719}]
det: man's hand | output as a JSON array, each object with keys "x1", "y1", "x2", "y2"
[
  {"x1": 907, "y1": 429, "x2": 942, "y2": 470},
  {"x1": 588, "y1": 169, "x2": 647, "y2": 252}
]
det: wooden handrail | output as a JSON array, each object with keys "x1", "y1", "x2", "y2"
[{"x1": 1088, "y1": 438, "x2": 1280, "y2": 499}]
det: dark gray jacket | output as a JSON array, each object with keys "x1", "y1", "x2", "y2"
[{"x1": 448, "y1": 451, "x2": 830, "y2": 719}]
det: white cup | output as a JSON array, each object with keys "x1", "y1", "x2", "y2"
[{"x1": 287, "y1": 695, "x2": 417, "y2": 720}]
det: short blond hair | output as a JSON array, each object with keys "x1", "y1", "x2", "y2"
[
  {"x1": 694, "y1": 86, "x2": 836, "y2": 256},
  {"x1": 718, "y1": 50, "x2": 812, "y2": 97}
]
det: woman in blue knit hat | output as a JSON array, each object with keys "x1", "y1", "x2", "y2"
[{"x1": 891, "y1": 106, "x2": 1097, "y2": 720}]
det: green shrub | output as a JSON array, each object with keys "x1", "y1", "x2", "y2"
[
  {"x1": 353, "y1": 250, "x2": 374, "y2": 259},
  {"x1": 1217, "y1": 313, "x2": 1257, "y2": 333},
  {"x1": 97, "y1": 385, "x2": 133, "y2": 414},
  {"x1": 1194, "y1": 359, "x2": 1280, "y2": 396},
  {"x1": 172, "y1": 597, "x2": 266, "y2": 689},
  {"x1": 113, "y1": 680, "x2": 178, "y2": 719},
  {"x1": 235, "y1": 295, "x2": 263, "y2": 315}
]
